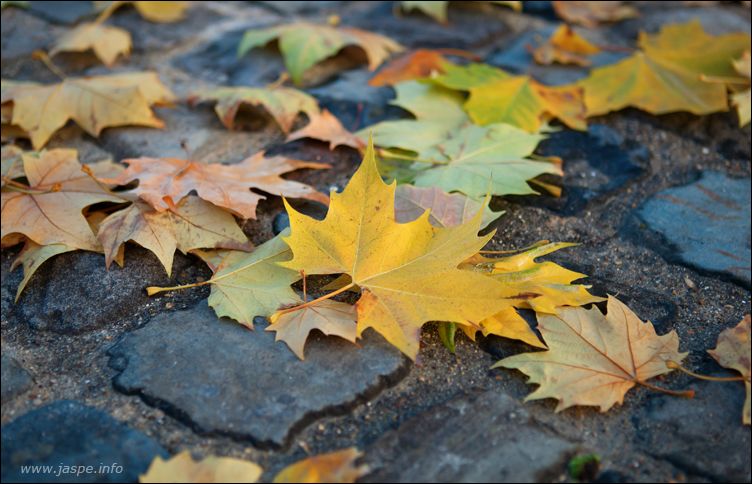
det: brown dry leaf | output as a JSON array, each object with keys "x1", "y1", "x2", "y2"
[
  {"x1": 50, "y1": 22, "x2": 131, "y2": 67},
  {"x1": 1, "y1": 144, "x2": 24, "y2": 186},
  {"x1": 1, "y1": 72, "x2": 174, "y2": 149},
  {"x1": 140, "y1": 451, "x2": 262, "y2": 483},
  {"x1": 97, "y1": 196, "x2": 252, "y2": 276},
  {"x1": 552, "y1": 1, "x2": 638, "y2": 28},
  {"x1": 286, "y1": 109, "x2": 365, "y2": 150},
  {"x1": 368, "y1": 48, "x2": 476, "y2": 86},
  {"x1": 273, "y1": 448, "x2": 368, "y2": 483},
  {"x1": 238, "y1": 22, "x2": 403, "y2": 85},
  {"x1": 104, "y1": 153, "x2": 330, "y2": 219},
  {"x1": 708, "y1": 315, "x2": 751, "y2": 425},
  {"x1": 532, "y1": 24, "x2": 601, "y2": 66},
  {"x1": 1, "y1": 149, "x2": 121, "y2": 251},
  {"x1": 10, "y1": 240, "x2": 76, "y2": 301},
  {"x1": 267, "y1": 299, "x2": 357, "y2": 359},
  {"x1": 188, "y1": 86, "x2": 319, "y2": 134},
  {"x1": 495, "y1": 295, "x2": 689, "y2": 412}
]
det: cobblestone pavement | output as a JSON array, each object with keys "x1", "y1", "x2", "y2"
[{"x1": 1, "y1": 2, "x2": 750, "y2": 482}]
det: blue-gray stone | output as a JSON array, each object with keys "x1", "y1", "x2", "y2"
[
  {"x1": 638, "y1": 172, "x2": 751, "y2": 286},
  {"x1": 1, "y1": 355, "x2": 32, "y2": 402},
  {"x1": 1, "y1": 400, "x2": 167, "y2": 483},
  {"x1": 107, "y1": 304, "x2": 408, "y2": 448}
]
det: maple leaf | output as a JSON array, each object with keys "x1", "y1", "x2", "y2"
[
  {"x1": 1, "y1": 72, "x2": 174, "y2": 149},
  {"x1": 400, "y1": 1, "x2": 521, "y2": 24},
  {"x1": 552, "y1": 1, "x2": 638, "y2": 28},
  {"x1": 708, "y1": 315, "x2": 751, "y2": 425},
  {"x1": 95, "y1": 1, "x2": 189, "y2": 23},
  {"x1": 459, "y1": 242, "x2": 604, "y2": 347},
  {"x1": 149, "y1": 234, "x2": 301, "y2": 328},
  {"x1": 1, "y1": 144, "x2": 24, "y2": 187},
  {"x1": 50, "y1": 22, "x2": 131, "y2": 67},
  {"x1": 532, "y1": 24, "x2": 601, "y2": 67},
  {"x1": 105, "y1": 153, "x2": 329, "y2": 219},
  {"x1": 267, "y1": 300, "x2": 357, "y2": 359},
  {"x1": 277, "y1": 137, "x2": 511, "y2": 359},
  {"x1": 286, "y1": 109, "x2": 365, "y2": 150},
  {"x1": 371, "y1": 119, "x2": 561, "y2": 198},
  {"x1": 495, "y1": 296, "x2": 689, "y2": 412},
  {"x1": 273, "y1": 448, "x2": 368, "y2": 484},
  {"x1": 394, "y1": 185, "x2": 503, "y2": 229},
  {"x1": 430, "y1": 62, "x2": 587, "y2": 131},
  {"x1": 139, "y1": 451, "x2": 262, "y2": 483},
  {"x1": 97, "y1": 196, "x2": 252, "y2": 276},
  {"x1": 1, "y1": 149, "x2": 122, "y2": 251},
  {"x1": 369, "y1": 49, "x2": 454, "y2": 87},
  {"x1": 238, "y1": 22, "x2": 403, "y2": 85},
  {"x1": 188, "y1": 86, "x2": 319, "y2": 134},
  {"x1": 581, "y1": 20, "x2": 751, "y2": 117}
]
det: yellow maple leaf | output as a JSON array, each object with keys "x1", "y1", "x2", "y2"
[
  {"x1": 2, "y1": 72, "x2": 174, "y2": 149},
  {"x1": 50, "y1": 22, "x2": 131, "y2": 67},
  {"x1": 277, "y1": 137, "x2": 511, "y2": 359},
  {"x1": 140, "y1": 451, "x2": 262, "y2": 483},
  {"x1": 532, "y1": 24, "x2": 601, "y2": 67},
  {"x1": 495, "y1": 295, "x2": 690, "y2": 412}
]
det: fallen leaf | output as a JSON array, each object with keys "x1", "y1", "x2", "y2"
[
  {"x1": 708, "y1": 315, "x2": 751, "y2": 425},
  {"x1": 431, "y1": 62, "x2": 587, "y2": 131},
  {"x1": 191, "y1": 234, "x2": 301, "y2": 328},
  {"x1": 1, "y1": 72, "x2": 174, "y2": 149},
  {"x1": 581, "y1": 20, "x2": 751, "y2": 117},
  {"x1": 188, "y1": 86, "x2": 319, "y2": 134},
  {"x1": 50, "y1": 22, "x2": 131, "y2": 67},
  {"x1": 1, "y1": 144, "x2": 24, "y2": 186},
  {"x1": 1, "y1": 149, "x2": 121, "y2": 250},
  {"x1": 11, "y1": 240, "x2": 76, "y2": 301},
  {"x1": 532, "y1": 24, "x2": 601, "y2": 66},
  {"x1": 286, "y1": 109, "x2": 365, "y2": 150},
  {"x1": 96, "y1": 1, "x2": 189, "y2": 23},
  {"x1": 368, "y1": 48, "x2": 476, "y2": 86},
  {"x1": 552, "y1": 1, "x2": 638, "y2": 28},
  {"x1": 278, "y1": 137, "x2": 510, "y2": 359},
  {"x1": 495, "y1": 295, "x2": 689, "y2": 412},
  {"x1": 730, "y1": 51, "x2": 751, "y2": 126},
  {"x1": 273, "y1": 448, "x2": 368, "y2": 483},
  {"x1": 140, "y1": 451, "x2": 262, "y2": 483},
  {"x1": 97, "y1": 196, "x2": 252, "y2": 276},
  {"x1": 386, "y1": 79, "x2": 468, "y2": 124},
  {"x1": 238, "y1": 22, "x2": 403, "y2": 85},
  {"x1": 394, "y1": 185, "x2": 503, "y2": 229},
  {"x1": 104, "y1": 153, "x2": 329, "y2": 219},
  {"x1": 400, "y1": 1, "x2": 521, "y2": 24},
  {"x1": 267, "y1": 299, "x2": 357, "y2": 359}
]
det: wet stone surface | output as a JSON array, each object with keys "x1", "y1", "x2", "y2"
[
  {"x1": 1, "y1": 1, "x2": 751, "y2": 482},
  {"x1": 1, "y1": 400, "x2": 168, "y2": 483},
  {"x1": 637, "y1": 172, "x2": 751, "y2": 286},
  {"x1": 107, "y1": 304, "x2": 408, "y2": 448}
]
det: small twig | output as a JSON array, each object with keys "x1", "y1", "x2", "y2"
[
  {"x1": 666, "y1": 360, "x2": 746, "y2": 382},
  {"x1": 32, "y1": 51, "x2": 66, "y2": 80}
]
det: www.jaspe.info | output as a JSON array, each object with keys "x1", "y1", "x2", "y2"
[{"x1": 19, "y1": 463, "x2": 125, "y2": 478}]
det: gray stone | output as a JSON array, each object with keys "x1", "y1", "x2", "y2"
[
  {"x1": 1, "y1": 8, "x2": 64, "y2": 80},
  {"x1": 107, "y1": 304, "x2": 408, "y2": 447},
  {"x1": 364, "y1": 390, "x2": 578, "y2": 482},
  {"x1": 1, "y1": 355, "x2": 32, "y2": 402},
  {"x1": 638, "y1": 172, "x2": 751, "y2": 286},
  {"x1": 26, "y1": 1, "x2": 93, "y2": 25},
  {"x1": 1, "y1": 400, "x2": 167, "y2": 483},
  {"x1": 630, "y1": 7, "x2": 751, "y2": 36},
  {"x1": 635, "y1": 379, "x2": 751, "y2": 482},
  {"x1": 8, "y1": 247, "x2": 209, "y2": 334}
]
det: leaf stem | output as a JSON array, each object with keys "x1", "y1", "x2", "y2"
[
  {"x1": 32, "y1": 51, "x2": 66, "y2": 80},
  {"x1": 666, "y1": 360, "x2": 746, "y2": 382},
  {"x1": 636, "y1": 379, "x2": 695, "y2": 398},
  {"x1": 94, "y1": 0, "x2": 120, "y2": 24},
  {"x1": 274, "y1": 282, "x2": 355, "y2": 316},
  {"x1": 699, "y1": 74, "x2": 749, "y2": 85},
  {"x1": 2, "y1": 179, "x2": 56, "y2": 195},
  {"x1": 147, "y1": 280, "x2": 211, "y2": 296}
]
